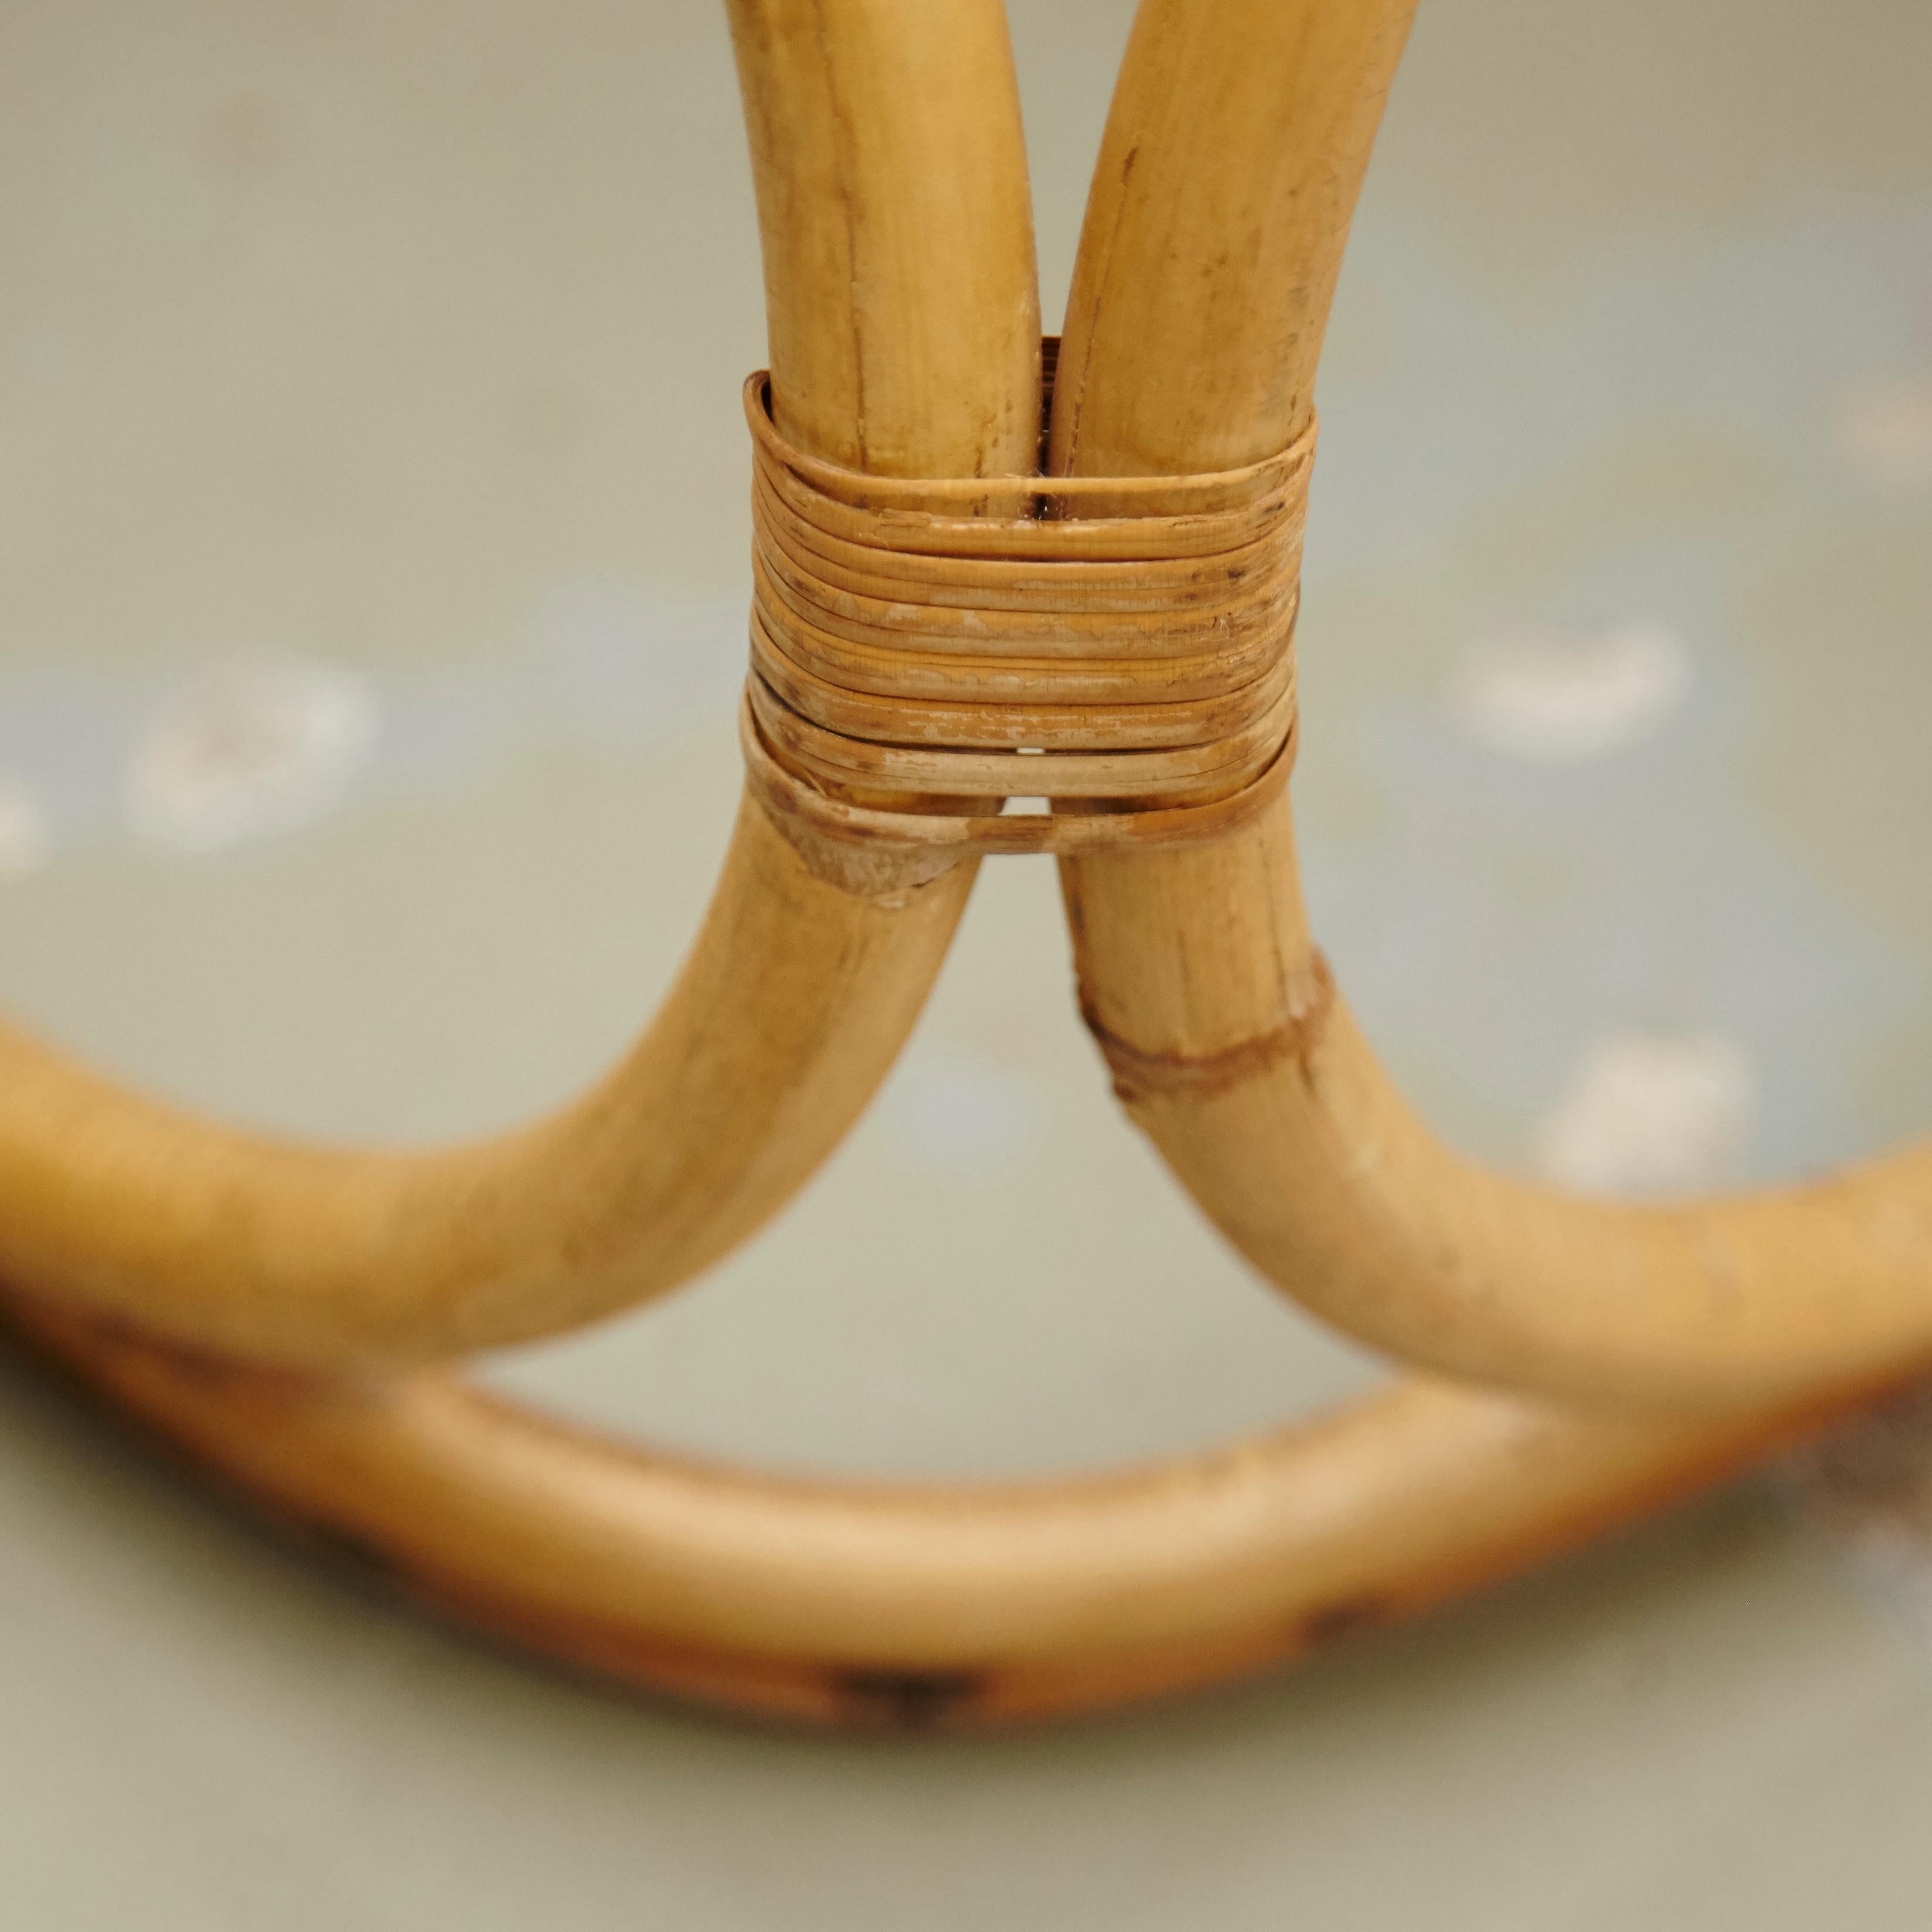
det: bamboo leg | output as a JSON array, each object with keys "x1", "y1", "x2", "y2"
[
  {"x1": 0, "y1": 0, "x2": 1039, "y2": 1371},
  {"x1": 0, "y1": 813, "x2": 967, "y2": 1367},
  {"x1": 1055, "y1": 0, "x2": 1932, "y2": 1409}
]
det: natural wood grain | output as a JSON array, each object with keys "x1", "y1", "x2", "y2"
[
  {"x1": 728, "y1": 0, "x2": 1039, "y2": 486},
  {"x1": 12, "y1": 1299, "x2": 1853, "y2": 1728},
  {"x1": 0, "y1": 799, "x2": 967, "y2": 1365},
  {"x1": 1050, "y1": 0, "x2": 1414, "y2": 482},
  {"x1": 0, "y1": 0, "x2": 1040, "y2": 1369},
  {"x1": 1053, "y1": 0, "x2": 1932, "y2": 1408}
]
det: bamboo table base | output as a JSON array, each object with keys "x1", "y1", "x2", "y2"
[{"x1": 4, "y1": 0, "x2": 1927, "y2": 1728}]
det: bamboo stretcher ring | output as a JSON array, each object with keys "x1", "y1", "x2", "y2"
[{"x1": 4, "y1": 0, "x2": 1926, "y2": 1727}]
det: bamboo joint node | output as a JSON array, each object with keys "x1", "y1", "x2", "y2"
[{"x1": 1082, "y1": 951, "x2": 1338, "y2": 1106}]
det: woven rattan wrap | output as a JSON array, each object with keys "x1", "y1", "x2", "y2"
[{"x1": 740, "y1": 344, "x2": 1316, "y2": 870}]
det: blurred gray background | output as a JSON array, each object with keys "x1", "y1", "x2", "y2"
[{"x1": 2, "y1": 1, "x2": 1930, "y2": 1924}]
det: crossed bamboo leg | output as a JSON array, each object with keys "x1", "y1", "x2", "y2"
[
  {"x1": 0, "y1": 0, "x2": 1047, "y2": 1374},
  {"x1": 5, "y1": 0, "x2": 1926, "y2": 1727},
  {"x1": 1060, "y1": 0, "x2": 1932, "y2": 1413},
  {"x1": 0, "y1": 807, "x2": 972, "y2": 1366}
]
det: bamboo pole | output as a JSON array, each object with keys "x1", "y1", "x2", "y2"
[
  {"x1": 0, "y1": 0, "x2": 1040, "y2": 1370},
  {"x1": 1048, "y1": 0, "x2": 1411, "y2": 482},
  {"x1": 10, "y1": 1300, "x2": 1845, "y2": 1727},
  {"x1": 1054, "y1": 0, "x2": 1932, "y2": 1409},
  {"x1": 730, "y1": 0, "x2": 1040, "y2": 487},
  {"x1": 0, "y1": 823, "x2": 964, "y2": 1367}
]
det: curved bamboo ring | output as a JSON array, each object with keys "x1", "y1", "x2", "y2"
[
  {"x1": 1056, "y1": 0, "x2": 1932, "y2": 1412},
  {"x1": 7, "y1": 1300, "x2": 1859, "y2": 1728}
]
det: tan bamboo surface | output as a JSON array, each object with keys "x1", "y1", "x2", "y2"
[
  {"x1": 1055, "y1": 0, "x2": 1932, "y2": 1411},
  {"x1": 743, "y1": 380, "x2": 1303, "y2": 790},
  {"x1": 3, "y1": 0, "x2": 1926, "y2": 1731},
  {"x1": 6, "y1": 1300, "x2": 1867, "y2": 1728},
  {"x1": 0, "y1": 812, "x2": 968, "y2": 1366},
  {"x1": 0, "y1": 0, "x2": 1047, "y2": 1370},
  {"x1": 738, "y1": 347, "x2": 1310, "y2": 867}
]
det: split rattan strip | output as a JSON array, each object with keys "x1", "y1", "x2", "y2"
[{"x1": 740, "y1": 345, "x2": 1316, "y2": 860}]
